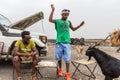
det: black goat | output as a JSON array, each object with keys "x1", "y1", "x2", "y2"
[{"x1": 86, "y1": 46, "x2": 120, "y2": 80}]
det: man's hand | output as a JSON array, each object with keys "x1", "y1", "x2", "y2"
[
  {"x1": 79, "y1": 21, "x2": 85, "y2": 27},
  {"x1": 49, "y1": 4, "x2": 56, "y2": 23},
  {"x1": 51, "y1": 4, "x2": 55, "y2": 11},
  {"x1": 31, "y1": 52, "x2": 37, "y2": 56}
]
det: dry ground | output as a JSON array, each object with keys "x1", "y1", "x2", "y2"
[{"x1": 0, "y1": 43, "x2": 120, "y2": 80}]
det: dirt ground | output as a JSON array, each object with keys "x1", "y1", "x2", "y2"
[{"x1": 0, "y1": 42, "x2": 120, "y2": 80}]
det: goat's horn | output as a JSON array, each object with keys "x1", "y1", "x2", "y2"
[{"x1": 92, "y1": 35, "x2": 110, "y2": 48}]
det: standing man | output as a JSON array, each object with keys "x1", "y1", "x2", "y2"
[
  {"x1": 49, "y1": 4, "x2": 85, "y2": 80},
  {"x1": 13, "y1": 31, "x2": 39, "y2": 80}
]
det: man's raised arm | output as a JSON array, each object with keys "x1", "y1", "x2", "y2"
[{"x1": 49, "y1": 4, "x2": 56, "y2": 23}]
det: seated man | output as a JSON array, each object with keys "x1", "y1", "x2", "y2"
[{"x1": 13, "y1": 31, "x2": 39, "y2": 80}]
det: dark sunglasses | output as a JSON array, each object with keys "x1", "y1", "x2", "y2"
[{"x1": 62, "y1": 9, "x2": 70, "y2": 12}]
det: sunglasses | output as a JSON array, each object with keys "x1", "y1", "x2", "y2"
[{"x1": 62, "y1": 9, "x2": 70, "y2": 12}]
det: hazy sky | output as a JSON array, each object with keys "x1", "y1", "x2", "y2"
[{"x1": 0, "y1": 0, "x2": 120, "y2": 39}]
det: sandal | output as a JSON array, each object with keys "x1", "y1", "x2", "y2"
[
  {"x1": 17, "y1": 77, "x2": 22, "y2": 80},
  {"x1": 30, "y1": 74, "x2": 38, "y2": 80}
]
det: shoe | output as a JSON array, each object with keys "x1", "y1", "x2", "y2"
[
  {"x1": 58, "y1": 68, "x2": 63, "y2": 76},
  {"x1": 65, "y1": 72, "x2": 71, "y2": 80}
]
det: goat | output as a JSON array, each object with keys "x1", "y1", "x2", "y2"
[{"x1": 85, "y1": 46, "x2": 120, "y2": 80}]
